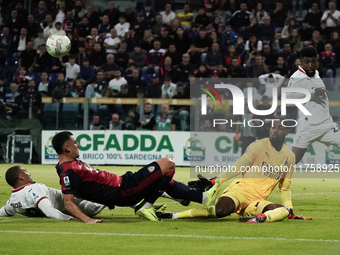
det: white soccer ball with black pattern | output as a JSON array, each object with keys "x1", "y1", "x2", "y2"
[{"x1": 46, "y1": 34, "x2": 71, "y2": 58}]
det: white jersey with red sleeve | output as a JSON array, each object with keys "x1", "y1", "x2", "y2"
[
  {"x1": 0, "y1": 183, "x2": 72, "y2": 220},
  {"x1": 286, "y1": 66, "x2": 332, "y2": 125}
]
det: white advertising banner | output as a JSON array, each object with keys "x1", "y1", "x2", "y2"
[
  {"x1": 41, "y1": 131, "x2": 337, "y2": 166},
  {"x1": 42, "y1": 131, "x2": 191, "y2": 165}
]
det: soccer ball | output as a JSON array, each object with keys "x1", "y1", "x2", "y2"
[{"x1": 46, "y1": 35, "x2": 71, "y2": 58}]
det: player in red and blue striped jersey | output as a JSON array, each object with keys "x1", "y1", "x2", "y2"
[{"x1": 53, "y1": 131, "x2": 221, "y2": 223}]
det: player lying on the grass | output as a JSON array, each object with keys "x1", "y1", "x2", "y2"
[
  {"x1": 52, "y1": 131, "x2": 221, "y2": 223},
  {"x1": 0, "y1": 166, "x2": 105, "y2": 221},
  {"x1": 286, "y1": 47, "x2": 340, "y2": 164},
  {"x1": 158, "y1": 119, "x2": 313, "y2": 223}
]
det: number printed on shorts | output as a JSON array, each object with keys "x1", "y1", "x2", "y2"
[{"x1": 332, "y1": 126, "x2": 339, "y2": 133}]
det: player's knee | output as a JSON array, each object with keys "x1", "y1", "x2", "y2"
[
  {"x1": 215, "y1": 204, "x2": 232, "y2": 218},
  {"x1": 215, "y1": 197, "x2": 235, "y2": 218},
  {"x1": 157, "y1": 157, "x2": 176, "y2": 174}
]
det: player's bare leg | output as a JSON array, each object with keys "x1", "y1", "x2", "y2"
[
  {"x1": 292, "y1": 146, "x2": 307, "y2": 164},
  {"x1": 156, "y1": 157, "x2": 176, "y2": 175}
]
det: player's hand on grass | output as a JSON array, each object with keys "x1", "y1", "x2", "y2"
[
  {"x1": 188, "y1": 174, "x2": 217, "y2": 192},
  {"x1": 85, "y1": 218, "x2": 104, "y2": 224},
  {"x1": 288, "y1": 209, "x2": 313, "y2": 220},
  {"x1": 314, "y1": 88, "x2": 328, "y2": 100}
]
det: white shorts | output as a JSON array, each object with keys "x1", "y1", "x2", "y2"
[{"x1": 292, "y1": 119, "x2": 340, "y2": 149}]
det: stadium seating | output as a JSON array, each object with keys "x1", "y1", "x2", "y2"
[
  {"x1": 141, "y1": 73, "x2": 153, "y2": 84},
  {"x1": 49, "y1": 73, "x2": 57, "y2": 83},
  {"x1": 31, "y1": 72, "x2": 42, "y2": 83},
  {"x1": 5, "y1": 57, "x2": 19, "y2": 72},
  {"x1": 42, "y1": 103, "x2": 58, "y2": 130},
  {"x1": 60, "y1": 103, "x2": 81, "y2": 129}
]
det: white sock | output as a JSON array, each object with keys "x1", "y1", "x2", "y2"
[
  {"x1": 202, "y1": 193, "x2": 208, "y2": 205},
  {"x1": 172, "y1": 213, "x2": 178, "y2": 219},
  {"x1": 130, "y1": 204, "x2": 138, "y2": 209},
  {"x1": 161, "y1": 192, "x2": 172, "y2": 199},
  {"x1": 144, "y1": 202, "x2": 153, "y2": 208}
]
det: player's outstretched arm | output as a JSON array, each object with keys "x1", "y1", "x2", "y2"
[
  {"x1": 37, "y1": 198, "x2": 76, "y2": 221},
  {"x1": 63, "y1": 194, "x2": 103, "y2": 223},
  {"x1": 279, "y1": 178, "x2": 313, "y2": 220},
  {"x1": 0, "y1": 206, "x2": 15, "y2": 217}
]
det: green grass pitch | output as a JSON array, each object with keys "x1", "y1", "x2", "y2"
[{"x1": 0, "y1": 164, "x2": 339, "y2": 255}]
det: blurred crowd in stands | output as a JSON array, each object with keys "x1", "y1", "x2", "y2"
[{"x1": 0, "y1": 0, "x2": 339, "y2": 132}]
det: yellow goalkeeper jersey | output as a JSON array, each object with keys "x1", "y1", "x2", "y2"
[{"x1": 230, "y1": 138, "x2": 295, "y2": 200}]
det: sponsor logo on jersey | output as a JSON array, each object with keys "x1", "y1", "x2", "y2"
[
  {"x1": 148, "y1": 166, "x2": 155, "y2": 173},
  {"x1": 64, "y1": 176, "x2": 71, "y2": 186},
  {"x1": 32, "y1": 192, "x2": 39, "y2": 201}
]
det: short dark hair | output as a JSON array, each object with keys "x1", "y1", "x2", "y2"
[
  {"x1": 261, "y1": 95, "x2": 270, "y2": 101},
  {"x1": 52, "y1": 131, "x2": 73, "y2": 154},
  {"x1": 300, "y1": 47, "x2": 317, "y2": 58},
  {"x1": 6, "y1": 166, "x2": 22, "y2": 187}
]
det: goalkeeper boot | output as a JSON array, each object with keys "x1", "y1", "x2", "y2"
[
  {"x1": 239, "y1": 213, "x2": 267, "y2": 223},
  {"x1": 205, "y1": 177, "x2": 222, "y2": 206},
  {"x1": 136, "y1": 206, "x2": 160, "y2": 221}
]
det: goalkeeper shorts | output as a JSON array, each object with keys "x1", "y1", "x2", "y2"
[{"x1": 220, "y1": 181, "x2": 272, "y2": 217}]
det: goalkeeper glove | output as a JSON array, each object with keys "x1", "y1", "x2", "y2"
[
  {"x1": 188, "y1": 174, "x2": 217, "y2": 192},
  {"x1": 288, "y1": 208, "x2": 313, "y2": 220}
]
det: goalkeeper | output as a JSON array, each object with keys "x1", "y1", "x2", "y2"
[{"x1": 159, "y1": 119, "x2": 312, "y2": 223}]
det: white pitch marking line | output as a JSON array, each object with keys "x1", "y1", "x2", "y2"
[
  {"x1": 0, "y1": 230, "x2": 339, "y2": 243},
  {"x1": 271, "y1": 192, "x2": 340, "y2": 197}
]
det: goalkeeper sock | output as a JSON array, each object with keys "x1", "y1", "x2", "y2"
[
  {"x1": 174, "y1": 206, "x2": 216, "y2": 219},
  {"x1": 166, "y1": 180, "x2": 203, "y2": 204},
  {"x1": 264, "y1": 207, "x2": 289, "y2": 222}
]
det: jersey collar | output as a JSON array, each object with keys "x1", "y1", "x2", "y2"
[
  {"x1": 12, "y1": 184, "x2": 32, "y2": 193},
  {"x1": 298, "y1": 66, "x2": 306, "y2": 74}
]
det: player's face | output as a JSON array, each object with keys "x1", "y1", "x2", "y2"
[
  {"x1": 64, "y1": 136, "x2": 80, "y2": 159},
  {"x1": 269, "y1": 120, "x2": 288, "y2": 144},
  {"x1": 20, "y1": 168, "x2": 35, "y2": 184},
  {"x1": 301, "y1": 57, "x2": 317, "y2": 77}
]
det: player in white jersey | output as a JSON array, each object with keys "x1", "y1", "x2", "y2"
[
  {"x1": 0, "y1": 166, "x2": 105, "y2": 221},
  {"x1": 286, "y1": 47, "x2": 340, "y2": 163}
]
